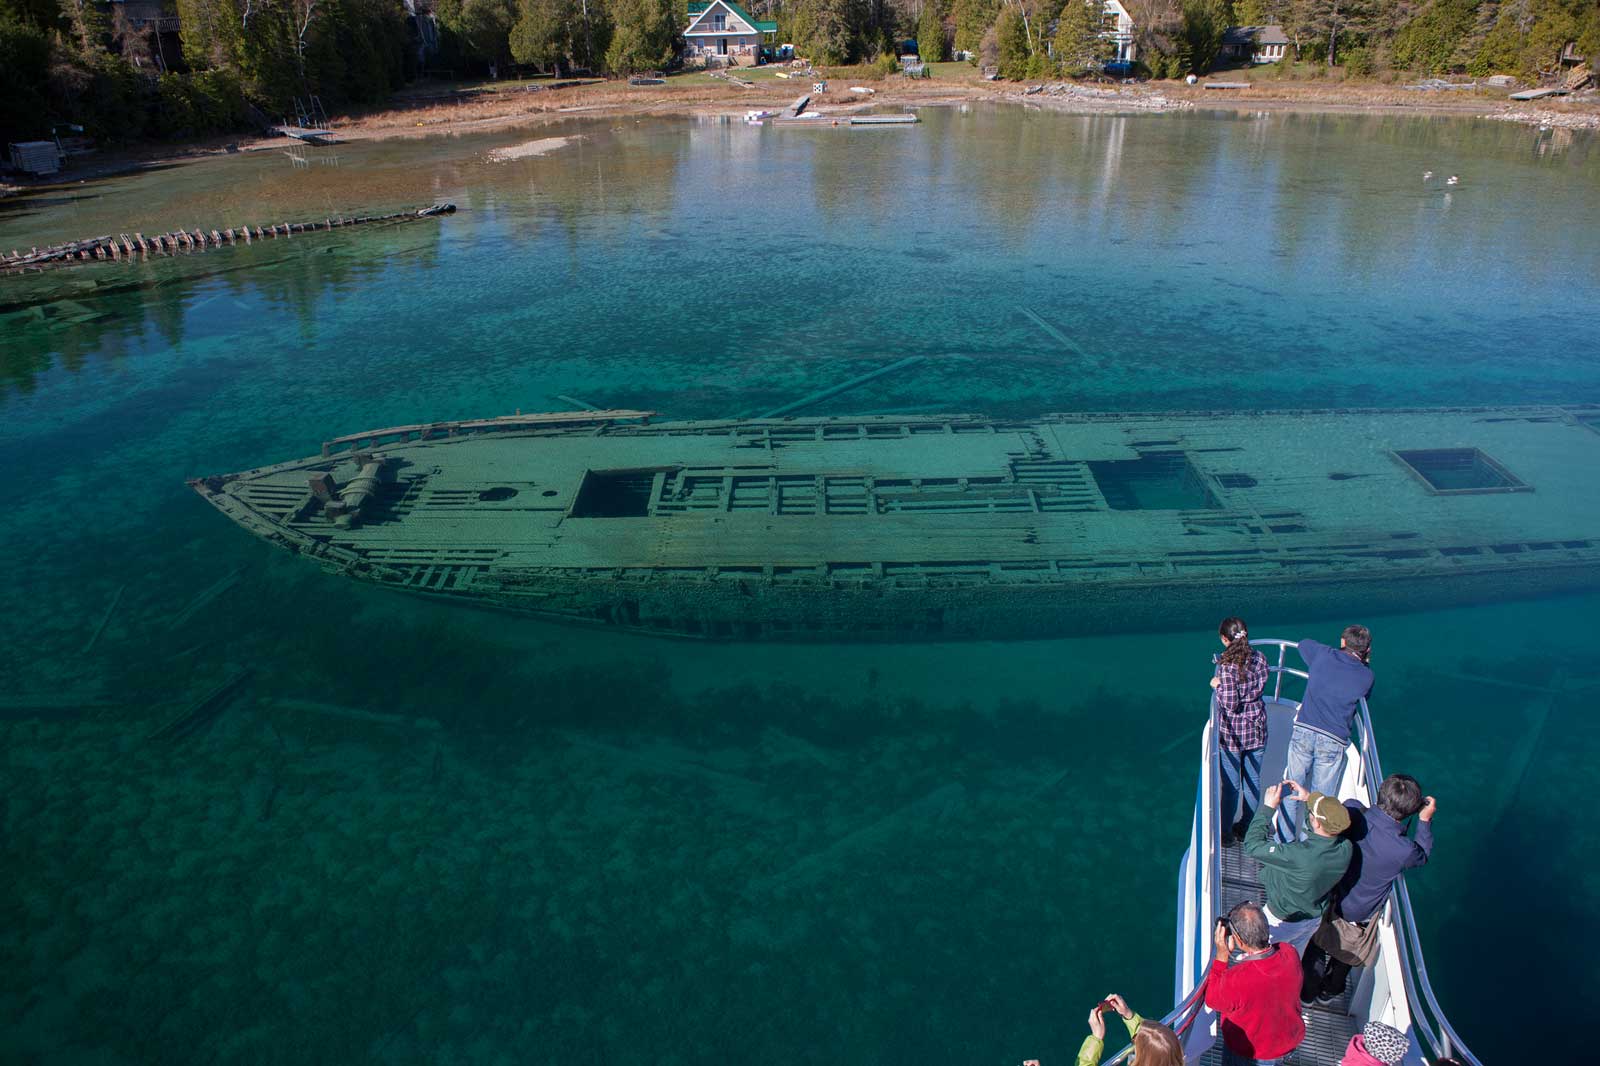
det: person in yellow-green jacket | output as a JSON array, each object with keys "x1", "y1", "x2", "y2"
[{"x1": 1076, "y1": 993, "x2": 1186, "y2": 1066}]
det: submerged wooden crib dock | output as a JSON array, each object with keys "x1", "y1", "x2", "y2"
[
  {"x1": 189, "y1": 405, "x2": 1600, "y2": 640},
  {"x1": 2, "y1": 203, "x2": 455, "y2": 274}
]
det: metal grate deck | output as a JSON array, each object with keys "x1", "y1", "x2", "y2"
[{"x1": 1214, "y1": 836, "x2": 1360, "y2": 1065}]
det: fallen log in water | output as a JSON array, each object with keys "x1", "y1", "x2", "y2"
[{"x1": 2, "y1": 203, "x2": 457, "y2": 275}]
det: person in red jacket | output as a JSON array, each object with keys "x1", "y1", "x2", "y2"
[{"x1": 1204, "y1": 901, "x2": 1306, "y2": 1065}]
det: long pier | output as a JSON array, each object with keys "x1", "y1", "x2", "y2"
[{"x1": 2, "y1": 202, "x2": 456, "y2": 275}]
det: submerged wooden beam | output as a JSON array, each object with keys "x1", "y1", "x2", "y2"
[
  {"x1": 759, "y1": 356, "x2": 926, "y2": 418},
  {"x1": 747, "y1": 783, "x2": 966, "y2": 893},
  {"x1": 81, "y1": 583, "x2": 126, "y2": 654},
  {"x1": 146, "y1": 670, "x2": 252, "y2": 742},
  {"x1": 169, "y1": 568, "x2": 242, "y2": 630}
]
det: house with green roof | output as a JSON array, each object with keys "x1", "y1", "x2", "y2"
[{"x1": 684, "y1": 1, "x2": 778, "y2": 66}]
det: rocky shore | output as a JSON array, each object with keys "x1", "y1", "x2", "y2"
[
  {"x1": 1018, "y1": 82, "x2": 1193, "y2": 114},
  {"x1": 1488, "y1": 104, "x2": 1600, "y2": 130}
]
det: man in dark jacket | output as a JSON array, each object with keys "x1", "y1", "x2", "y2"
[
  {"x1": 1301, "y1": 773, "x2": 1436, "y2": 1004},
  {"x1": 1282, "y1": 626, "x2": 1374, "y2": 838}
]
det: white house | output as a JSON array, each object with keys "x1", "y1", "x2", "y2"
[
  {"x1": 1219, "y1": 25, "x2": 1289, "y2": 64},
  {"x1": 1099, "y1": 0, "x2": 1136, "y2": 64},
  {"x1": 684, "y1": 1, "x2": 778, "y2": 66}
]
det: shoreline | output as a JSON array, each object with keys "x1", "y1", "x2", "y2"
[{"x1": 3, "y1": 75, "x2": 1594, "y2": 201}]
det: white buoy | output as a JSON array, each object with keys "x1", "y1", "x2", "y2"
[
  {"x1": 1423, "y1": 170, "x2": 1433, "y2": 180},
  {"x1": 1446, "y1": 175, "x2": 1460, "y2": 186}
]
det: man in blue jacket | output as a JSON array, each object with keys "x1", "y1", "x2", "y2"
[
  {"x1": 1281, "y1": 626, "x2": 1374, "y2": 838},
  {"x1": 1301, "y1": 773, "x2": 1436, "y2": 1005}
]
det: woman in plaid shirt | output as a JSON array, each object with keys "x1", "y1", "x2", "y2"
[{"x1": 1211, "y1": 617, "x2": 1270, "y2": 846}]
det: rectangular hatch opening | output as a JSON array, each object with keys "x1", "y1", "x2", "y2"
[
  {"x1": 571, "y1": 469, "x2": 661, "y2": 518},
  {"x1": 1392, "y1": 448, "x2": 1528, "y2": 495},
  {"x1": 1087, "y1": 452, "x2": 1220, "y2": 511}
]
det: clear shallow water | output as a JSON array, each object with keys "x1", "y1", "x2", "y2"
[{"x1": 1, "y1": 108, "x2": 1596, "y2": 1063}]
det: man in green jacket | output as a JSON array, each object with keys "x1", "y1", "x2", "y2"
[{"x1": 1244, "y1": 780, "x2": 1352, "y2": 954}]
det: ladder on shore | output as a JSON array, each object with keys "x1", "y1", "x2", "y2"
[{"x1": 293, "y1": 95, "x2": 332, "y2": 130}]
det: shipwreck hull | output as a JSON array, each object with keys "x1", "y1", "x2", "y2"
[
  {"x1": 350, "y1": 561, "x2": 1599, "y2": 641},
  {"x1": 189, "y1": 406, "x2": 1600, "y2": 641}
]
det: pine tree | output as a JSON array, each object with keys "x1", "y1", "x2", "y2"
[
  {"x1": 1181, "y1": 0, "x2": 1226, "y2": 71},
  {"x1": 995, "y1": 1, "x2": 1030, "y2": 75},
  {"x1": 1053, "y1": 0, "x2": 1106, "y2": 73},
  {"x1": 1289, "y1": 0, "x2": 1373, "y2": 64},
  {"x1": 435, "y1": 0, "x2": 519, "y2": 69},
  {"x1": 1234, "y1": 0, "x2": 1266, "y2": 23},
  {"x1": 606, "y1": 0, "x2": 678, "y2": 72},
  {"x1": 953, "y1": 0, "x2": 999, "y2": 53},
  {"x1": 918, "y1": 0, "x2": 947, "y2": 60},
  {"x1": 510, "y1": 0, "x2": 578, "y2": 72},
  {"x1": 790, "y1": 0, "x2": 861, "y2": 64},
  {"x1": 56, "y1": 0, "x2": 104, "y2": 54}
]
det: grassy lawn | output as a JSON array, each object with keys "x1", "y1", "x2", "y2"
[{"x1": 668, "y1": 66, "x2": 799, "y2": 87}]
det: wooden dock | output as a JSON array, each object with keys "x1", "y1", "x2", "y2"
[
  {"x1": 772, "y1": 113, "x2": 920, "y2": 128},
  {"x1": 1203, "y1": 82, "x2": 1252, "y2": 90},
  {"x1": 273, "y1": 126, "x2": 338, "y2": 144},
  {"x1": 2, "y1": 203, "x2": 456, "y2": 274},
  {"x1": 1508, "y1": 87, "x2": 1570, "y2": 100}
]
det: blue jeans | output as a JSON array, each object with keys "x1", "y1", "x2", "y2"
[
  {"x1": 1222, "y1": 1047, "x2": 1280, "y2": 1066},
  {"x1": 1282, "y1": 725, "x2": 1347, "y2": 839},
  {"x1": 1219, "y1": 747, "x2": 1263, "y2": 836}
]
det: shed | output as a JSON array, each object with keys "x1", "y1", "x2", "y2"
[{"x1": 8, "y1": 141, "x2": 61, "y2": 176}]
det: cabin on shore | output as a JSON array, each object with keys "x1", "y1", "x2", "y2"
[
  {"x1": 1220, "y1": 25, "x2": 1289, "y2": 64},
  {"x1": 684, "y1": 1, "x2": 778, "y2": 66},
  {"x1": 1099, "y1": 0, "x2": 1137, "y2": 63}
]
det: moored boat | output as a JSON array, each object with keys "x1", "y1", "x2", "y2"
[{"x1": 187, "y1": 405, "x2": 1600, "y2": 639}]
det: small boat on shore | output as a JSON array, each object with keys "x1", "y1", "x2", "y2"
[
  {"x1": 1147, "y1": 640, "x2": 1481, "y2": 1065},
  {"x1": 188, "y1": 405, "x2": 1600, "y2": 640}
]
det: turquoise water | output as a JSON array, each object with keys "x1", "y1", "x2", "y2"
[{"x1": 2, "y1": 107, "x2": 1596, "y2": 1063}]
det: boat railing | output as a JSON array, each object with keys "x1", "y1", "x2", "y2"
[
  {"x1": 318, "y1": 409, "x2": 656, "y2": 456},
  {"x1": 1102, "y1": 965, "x2": 1214, "y2": 1065},
  {"x1": 1352, "y1": 694, "x2": 1481, "y2": 1066}
]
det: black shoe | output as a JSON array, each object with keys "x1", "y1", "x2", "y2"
[{"x1": 1315, "y1": 990, "x2": 1342, "y2": 1007}]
